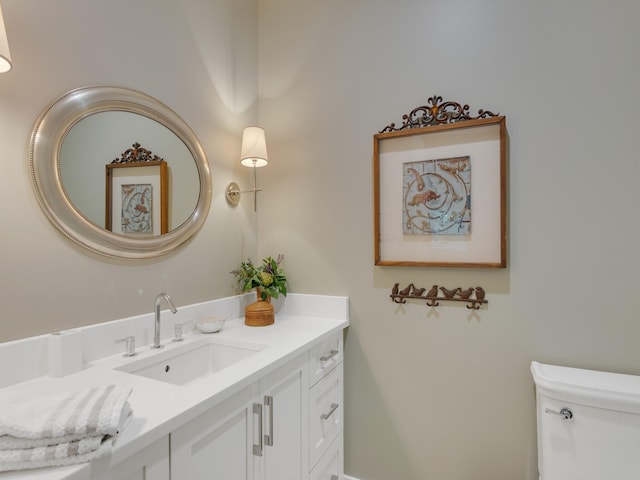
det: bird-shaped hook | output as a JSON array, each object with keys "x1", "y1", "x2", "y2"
[
  {"x1": 425, "y1": 285, "x2": 438, "y2": 298},
  {"x1": 440, "y1": 286, "x2": 459, "y2": 299},
  {"x1": 411, "y1": 285, "x2": 426, "y2": 296},
  {"x1": 457, "y1": 287, "x2": 474, "y2": 299}
]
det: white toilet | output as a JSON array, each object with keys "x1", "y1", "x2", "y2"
[{"x1": 531, "y1": 361, "x2": 640, "y2": 480}]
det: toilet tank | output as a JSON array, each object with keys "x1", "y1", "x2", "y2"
[{"x1": 531, "y1": 361, "x2": 640, "y2": 480}]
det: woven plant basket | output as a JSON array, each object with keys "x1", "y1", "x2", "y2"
[{"x1": 245, "y1": 289, "x2": 274, "y2": 327}]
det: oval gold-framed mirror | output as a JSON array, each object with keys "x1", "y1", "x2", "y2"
[{"x1": 29, "y1": 86, "x2": 212, "y2": 259}]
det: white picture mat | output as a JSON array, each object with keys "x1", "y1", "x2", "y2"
[
  {"x1": 378, "y1": 123, "x2": 502, "y2": 264},
  {"x1": 110, "y1": 165, "x2": 162, "y2": 235}
]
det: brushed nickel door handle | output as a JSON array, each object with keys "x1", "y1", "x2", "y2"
[
  {"x1": 253, "y1": 403, "x2": 263, "y2": 456},
  {"x1": 264, "y1": 395, "x2": 274, "y2": 446}
]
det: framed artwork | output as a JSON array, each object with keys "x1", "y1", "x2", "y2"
[
  {"x1": 106, "y1": 144, "x2": 168, "y2": 235},
  {"x1": 374, "y1": 97, "x2": 506, "y2": 267}
]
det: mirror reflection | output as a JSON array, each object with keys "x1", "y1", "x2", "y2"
[
  {"x1": 60, "y1": 111, "x2": 199, "y2": 233},
  {"x1": 29, "y1": 86, "x2": 212, "y2": 259}
]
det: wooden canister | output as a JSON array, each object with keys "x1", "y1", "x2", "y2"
[{"x1": 244, "y1": 299, "x2": 274, "y2": 326}]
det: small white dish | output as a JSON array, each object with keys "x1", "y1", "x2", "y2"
[{"x1": 195, "y1": 314, "x2": 225, "y2": 334}]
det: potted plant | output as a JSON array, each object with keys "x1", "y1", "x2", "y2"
[{"x1": 231, "y1": 255, "x2": 287, "y2": 326}]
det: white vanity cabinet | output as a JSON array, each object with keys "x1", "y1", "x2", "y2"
[
  {"x1": 170, "y1": 353, "x2": 308, "y2": 480},
  {"x1": 170, "y1": 332, "x2": 344, "y2": 480},
  {"x1": 308, "y1": 333, "x2": 344, "y2": 480},
  {"x1": 259, "y1": 353, "x2": 309, "y2": 480},
  {"x1": 0, "y1": 294, "x2": 349, "y2": 480},
  {"x1": 310, "y1": 433, "x2": 343, "y2": 480},
  {"x1": 93, "y1": 436, "x2": 169, "y2": 480},
  {"x1": 170, "y1": 383, "x2": 257, "y2": 479}
]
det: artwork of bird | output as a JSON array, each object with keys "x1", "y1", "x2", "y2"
[
  {"x1": 398, "y1": 283, "x2": 413, "y2": 296},
  {"x1": 439, "y1": 163, "x2": 465, "y2": 176},
  {"x1": 440, "y1": 286, "x2": 459, "y2": 299},
  {"x1": 425, "y1": 285, "x2": 438, "y2": 298},
  {"x1": 438, "y1": 164, "x2": 458, "y2": 175},
  {"x1": 391, "y1": 283, "x2": 399, "y2": 296},
  {"x1": 408, "y1": 189, "x2": 440, "y2": 207},
  {"x1": 457, "y1": 288, "x2": 474, "y2": 299},
  {"x1": 475, "y1": 287, "x2": 486, "y2": 300}
]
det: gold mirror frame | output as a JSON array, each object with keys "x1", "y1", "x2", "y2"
[{"x1": 29, "y1": 86, "x2": 212, "y2": 259}]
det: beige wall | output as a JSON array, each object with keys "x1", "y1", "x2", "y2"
[
  {"x1": 0, "y1": 0, "x2": 261, "y2": 340},
  {"x1": 257, "y1": 1, "x2": 640, "y2": 479}
]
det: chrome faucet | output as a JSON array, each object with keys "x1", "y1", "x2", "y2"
[{"x1": 152, "y1": 292, "x2": 177, "y2": 349}]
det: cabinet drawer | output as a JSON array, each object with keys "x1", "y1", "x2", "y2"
[
  {"x1": 309, "y1": 365, "x2": 343, "y2": 469},
  {"x1": 309, "y1": 432, "x2": 343, "y2": 480},
  {"x1": 309, "y1": 333, "x2": 342, "y2": 387}
]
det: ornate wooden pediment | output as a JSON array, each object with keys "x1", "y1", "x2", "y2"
[
  {"x1": 379, "y1": 95, "x2": 499, "y2": 133},
  {"x1": 111, "y1": 142, "x2": 164, "y2": 164}
]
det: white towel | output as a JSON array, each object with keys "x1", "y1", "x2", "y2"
[
  {"x1": 0, "y1": 436, "x2": 112, "y2": 472},
  {"x1": 0, "y1": 385, "x2": 132, "y2": 472}
]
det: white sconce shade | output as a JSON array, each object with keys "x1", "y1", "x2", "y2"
[
  {"x1": 240, "y1": 127, "x2": 268, "y2": 167},
  {"x1": 226, "y1": 126, "x2": 269, "y2": 211},
  {"x1": 0, "y1": 4, "x2": 11, "y2": 73}
]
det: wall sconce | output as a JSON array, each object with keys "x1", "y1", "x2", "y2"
[
  {"x1": 225, "y1": 126, "x2": 268, "y2": 211},
  {"x1": 0, "y1": 3, "x2": 12, "y2": 73}
]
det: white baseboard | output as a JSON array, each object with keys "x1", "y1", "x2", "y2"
[{"x1": 344, "y1": 476, "x2": 361, "y2": 480}]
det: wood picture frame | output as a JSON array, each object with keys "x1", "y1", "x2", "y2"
[
  {"x1": 106, "y1": 160, "x2": 168, "y2": 236},
  {"x1": 374, "y1": 103, "x2": 506, "y2": 268}
]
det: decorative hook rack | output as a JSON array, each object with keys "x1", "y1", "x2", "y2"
[{"x1": 390, "y1": 283, "x2": 487, "y2": 310}]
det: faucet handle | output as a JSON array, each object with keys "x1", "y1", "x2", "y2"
[
  {"x1": 173, "y1": 321, "x2": 193, "y2": 342},
  {"x1": 115, "y1": 336, "x2": 137, "y2": 357}
]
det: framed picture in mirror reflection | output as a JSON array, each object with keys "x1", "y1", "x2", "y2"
[{"x1": 105, "y1": 160, "x2": 168, "y2": 236}]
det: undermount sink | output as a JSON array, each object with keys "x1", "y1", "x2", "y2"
[{"x1": 116, "y1": 337, "x2": 268, "y2": 386}]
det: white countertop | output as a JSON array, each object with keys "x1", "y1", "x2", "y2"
[{"x1": 0, "y1": 294, "x2": 349, "y2": 479}]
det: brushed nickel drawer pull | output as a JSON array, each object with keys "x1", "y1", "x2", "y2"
[
  {"x1": 320, "y1": 349, "x2": 339, "y2": 362},
  {"x1": 321, "y1": 403, "x2": 339, "y2": 420}
]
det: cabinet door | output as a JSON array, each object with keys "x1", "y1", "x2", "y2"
[
  {"x1": 171, "y1": 384, "x2": 258, "y2": 480},
  {"x1": 92, "y1": 436, "x2": 169, "y2": 480},
  {"x1": 259, "y1": 354, "x2": 309, "y2": 480}
]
